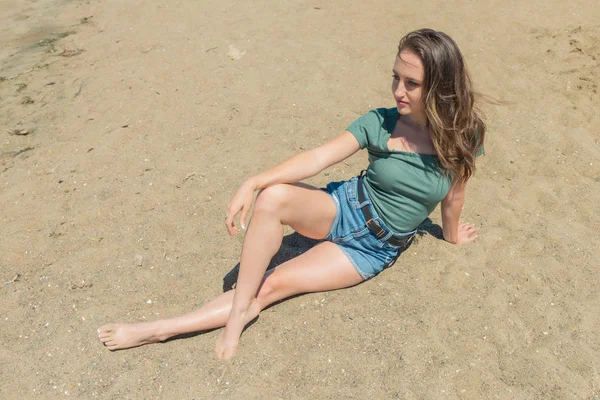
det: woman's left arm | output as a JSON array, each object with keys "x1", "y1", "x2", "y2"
[{"x1": 440, "y1": 181, "x2": 478, "y2": 244}]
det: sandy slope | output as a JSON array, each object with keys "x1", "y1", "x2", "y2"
[{"x1": 1, "y1": 0, "x2": 599, "y2": 398}]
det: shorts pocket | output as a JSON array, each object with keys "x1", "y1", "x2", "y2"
[
  {"x1": 337, "y1": 225, "x2": 370, "y2": 243},
  {"x1": 344, "y1": 177, "x2": 360, "y2": 208}
]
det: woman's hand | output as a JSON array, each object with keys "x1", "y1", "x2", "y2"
[
  {"x1": 445, "y1": 222, "x2": 478, "y2": 244},
  {"x1": 225, "y1": 178, "x2": 258, "y2": 236}
]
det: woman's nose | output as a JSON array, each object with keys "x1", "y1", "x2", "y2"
[{"x1": 394, "y1": 83, "x2": 405, "y2": 97}]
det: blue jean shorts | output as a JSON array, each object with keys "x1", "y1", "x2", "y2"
[{"x1": 323, "y1": 176, "x2": 416, "y2": 280}]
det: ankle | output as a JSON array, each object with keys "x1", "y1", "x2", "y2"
[
  {"x1": 152, "y1": 321, "x2": 174, "y2": 342},
  {"x1": 231, "y1": 298, "x2": 256, "y2": 315}
]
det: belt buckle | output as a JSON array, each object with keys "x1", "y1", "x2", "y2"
[{"x1": 366, "y1": 219, "x2": 386, "y2": 238}]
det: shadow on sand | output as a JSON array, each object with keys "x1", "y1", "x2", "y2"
[
  {"x1": 222, "y1": 217, "x2": 442, "y2": 291},
  {"x1": 165, "y1": 218, "x2": 441, "y2": 343}
]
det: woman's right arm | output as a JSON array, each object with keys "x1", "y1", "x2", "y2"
[
  {"x1": 251, "y1": 130, "x2": 360, "y2": 189},
  {"x1": 225, "y1": 130, "x2": 360, "y2": 235}
]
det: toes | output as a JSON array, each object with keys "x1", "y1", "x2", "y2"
[
  {"x1": 98, "y1": 325, "x2": 117, "y2": 345},
  {"x1": 215, "y1": 345, "x2": 226, "y2": 360},
  {"x1": 104, "y1": 340, "x2": 118, "y2": 348},
  {"x1": 98, "y1": 325, "x2": 118, "y2": 342},
  {"x1": 215, "y1": 343, "x2": 237, "y2": 360},
  {"x1": 222, "y1": 348, "x2": 236, "y2": 360},
  {"x1": 98, "y1": 324, "x2": 115, "y2": 333}
]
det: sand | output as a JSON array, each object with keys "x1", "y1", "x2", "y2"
[{"x1": 1, "y1": 0, "x2": 599, "y2": 398}]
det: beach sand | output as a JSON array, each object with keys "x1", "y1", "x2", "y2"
[{"x1": 1, "y1": 0, "x2": 599, "y2": 398}]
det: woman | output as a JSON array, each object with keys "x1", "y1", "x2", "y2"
[{"x1": 98, "y1": 29, "x2": 485, "y2": 360}]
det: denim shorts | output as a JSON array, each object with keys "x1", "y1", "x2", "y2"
[{"x1": 323, "y1": 176, "x2": 416, "y2": 280}]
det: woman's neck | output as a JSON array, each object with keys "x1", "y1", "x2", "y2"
[{"x1": 399, "y1": 114, "x2": 428, "y2": 131}]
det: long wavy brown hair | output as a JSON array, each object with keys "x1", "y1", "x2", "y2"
[{"x1": 398, "y1": 29, "x2": 485, "y2": 183}]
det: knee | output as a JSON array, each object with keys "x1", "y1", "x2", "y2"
[
  {"x1": 254, "y1": 184, "x2": 290, "y2": 214},
  {"x1": 256, "y1": 271, "x2": 282, "y2": 306}
]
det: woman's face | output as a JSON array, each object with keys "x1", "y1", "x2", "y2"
[{"x1": 391, "y1": 50, "x2": 427, "y2": 126}]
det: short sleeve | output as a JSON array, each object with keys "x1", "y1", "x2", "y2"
[
  {"x1": 346, "y1": 109, "x2": 386, "y2": 150},
  {"x1": 476, "y1": 144, "x2": 485, "y2": 158},
  {"x1": 475, "y1": 130, "x2": 485, "y2": 157}
]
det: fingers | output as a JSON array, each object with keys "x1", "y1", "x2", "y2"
[
  {"x1": 225, "y1": 203, "x2": 238, "y2": 236},
  {"x1": 225, "y1": 203, "x2": 250, "y2": 236},
  {"x1": 465, "y1": 231, "x2": 478, "y2": 242},
  {"x1": 460, "y1": 222, "x2": 478, "y2": 243},
  {"x1": 225, "y1": 216, "x2": 236, "y2": 236},
  {"x1": 465, "y1": 224, "x2": 478, "y2": 236},
  {"x1": 239, "y1": 205, "x2": 249, "y2": 231},
  {"x1": 225, "y1": 189, "x2": 254, "y2": 235}
]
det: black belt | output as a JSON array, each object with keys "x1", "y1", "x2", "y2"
[{"x1": 357, "y1": 174, "x2": 415, "y2": 248}]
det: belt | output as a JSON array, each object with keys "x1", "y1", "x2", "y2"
[{"x1": 357, "y1": 174, "x2": 415, "y2": 248}]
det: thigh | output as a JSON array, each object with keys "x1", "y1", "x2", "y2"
[
  {"x1": 256, "y1": 182, "x2": 337, "y2": 240},
  {"x1": 259, "y1": 241, "x2": 364, "y2": 305}
]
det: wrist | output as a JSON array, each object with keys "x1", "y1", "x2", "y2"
[
  {"x1": 443, "y1": 231, "x2": 457, "y2": 244},
  {"x1": 245, "y1": 176, "x2": 262, "y2": 190}
]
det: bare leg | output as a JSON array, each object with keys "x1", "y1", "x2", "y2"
[
  {"x1": 98, "y1": 242, "x2": 363, "y2": 352},
  {"x1": 98, "y1": 183, "x2": 344, "y2": 354},
  {"x1": 215, "y1": 183, "x2": 337, "y2": 359},
  {"x1": 98, "y1": 289, "x2": 237, "y2": 350}
]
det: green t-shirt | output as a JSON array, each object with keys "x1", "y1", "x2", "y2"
[{"x1": 348, "y1": 107, "x2": 480, "y2": 233}]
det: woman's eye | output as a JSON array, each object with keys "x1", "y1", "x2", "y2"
[
  {"x1": 407, "y1": 81, "x2": 418, "y2": 87},
  {"x1": 392, "y1": 75, "x2": 399, "y2": 81}
]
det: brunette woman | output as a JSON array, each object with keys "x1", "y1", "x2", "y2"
[{"x1": 99, "y1": 29, "x2": 485, "y2": 360}]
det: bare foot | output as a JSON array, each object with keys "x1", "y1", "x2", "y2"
[
  {"x1": 215, "y1": 299, "x2": 263, "y2": 359},
  {"x1": 215, "y1": 318, "x2": 244, "y2": 360},
  {"x1": 97, "y1": 323, "x2": 162, "y2": 350}
]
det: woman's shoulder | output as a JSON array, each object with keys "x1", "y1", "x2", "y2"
[
  {"x1": 365, "y1": 107, "x2": 398, "y2": 122},
  {"x1": 349, "y1": 107, "x2": 398, "y2": 132},
  {"x1": 347, "y1": 107, "x2": 398, "y2": 149}
]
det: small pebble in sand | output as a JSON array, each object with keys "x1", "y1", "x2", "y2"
[
  {"x1": 227, "y1": 44, "x2": 246, "y2": 60},
  {"x1": 7, "y1": 128, "x2": 31, "y2": 136},
  {"x1": 134, "y1": 254, "x2": 143, "y2": 266}
]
